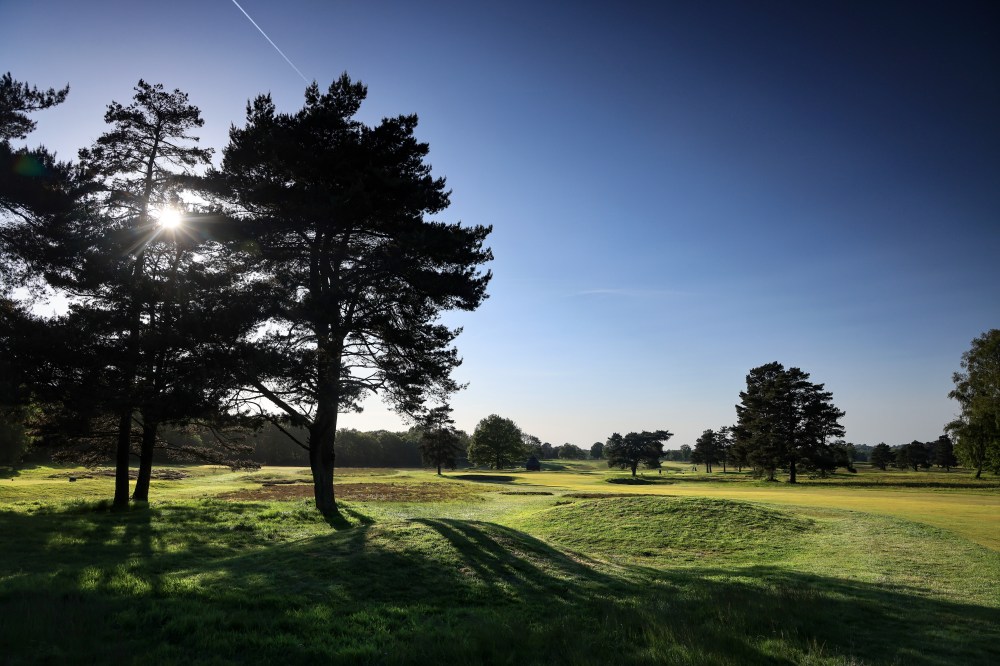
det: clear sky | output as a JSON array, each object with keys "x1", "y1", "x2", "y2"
[{"x1": 3, "y1": 1, "x2": 998, "y2": 449}]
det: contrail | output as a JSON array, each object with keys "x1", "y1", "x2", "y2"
[{"x1": 230, "y1": 0, "x2": 310, "y2": 84}]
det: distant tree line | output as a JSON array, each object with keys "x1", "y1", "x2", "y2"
[{"x1": 867, "y1": 437, "x2": 958, "y2": 472}]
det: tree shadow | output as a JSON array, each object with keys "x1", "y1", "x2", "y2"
[
  {"x1": 448, "y1": 474, "x2": 515, "y2": 483},
  {"x1": 0, "y1": 506, "x2": 997, "y2": 665}
]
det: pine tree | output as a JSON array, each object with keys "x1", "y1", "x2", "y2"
[
  {"x1": 734, "y1": 362, "x2": 845, "y2": 482},
  {"x1": 691, "y1": 429, "x2": 720, "y2": 472},
  {"x1": 35, "y1": 81, "x2": 250, "y2": 507},
  {"x1": 870, "y1": 442, "x2": 893, "y2": 470},
  {"x1": 605, "y1": 430, "x2": 672, "y2": 477},
  {"x1": 210, "y1": 75, "x2": 492, "y2": 514}
]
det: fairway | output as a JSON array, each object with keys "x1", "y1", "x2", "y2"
[
  {"x1": 477, "y1": 464, "x2": 1000, "y2": 551},
  {"x1": 1, "y1": 462, "x2": 998, "y2": 665}
]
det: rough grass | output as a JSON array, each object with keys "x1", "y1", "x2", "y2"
[
  {"x1": 512, "y1": 496, "x2": 814, "y2": 563},
  {"x1": 1, "y1": 464, "x2": 998, "y2": 664},
  {"x1": 219, "y1": 481, "x2": 482, "y2": 502}
]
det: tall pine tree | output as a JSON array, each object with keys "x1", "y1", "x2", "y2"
[{"x1": 210, "y1": 76, "x2": 492, "y2": 515}]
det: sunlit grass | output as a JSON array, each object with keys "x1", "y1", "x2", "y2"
[{"x1": 1, "y1": 463, "x2": 998, "y2": 664}]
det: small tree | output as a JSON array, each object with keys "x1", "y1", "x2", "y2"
[
  {"x1": 590, "y1": 441, "x2": 604, "y2": 459},
  {"x1": 606, "y1": 430, "x2": 672, "y2": 477},
  {"x1": 895, "y1": 441, "x2": 930, "y2": 471},
  {"x1": 419, "y1": 428, "x2": 465, "y2": 475},
  {"x1": 931, "y1": 435, "x2": 958, "y2": 471},
  {"x1": 416, "y1": 405, "x2": 465, "y2": 475},
  {"x1": 679, "y1": 443, "x2": 692, "y2": 463},
  {"x1": 716, "y1": 425, "x2": 733, "y2": 472},
  {"x1": 870, "y1": 442, "x2": 893, "y2": 470},
  {"x1": 468, "y1": 414, "x2": 524, "y2": 470},
  {"x1": 691, "y1": 429, "x2": 720, "y2": 472}
]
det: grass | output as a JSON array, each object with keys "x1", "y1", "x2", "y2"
[{"x1": 0, "y1": 462, "x2": 997, "y2": 664}]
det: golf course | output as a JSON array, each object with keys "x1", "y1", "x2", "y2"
[{"x1": 1, "y1": 461, "x2": 996, "y2": 665}]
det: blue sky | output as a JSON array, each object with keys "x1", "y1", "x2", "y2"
[{"x1": 3, "y1": 1, "x2": 998, "y2": 448}]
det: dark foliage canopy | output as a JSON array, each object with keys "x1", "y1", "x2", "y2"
[
  {"x1": 947, "y1": 329, "x2": 1000, "y2": 478},
  {"x1": 468, "y1": 414, "x2": 524, "y2": 470},
  {"x1": 210, "y1": 75, "x2": 492, "y2": 513},
  {"x1": 605, "y1": 430, "x2": 672, "y2": 476},
  {"x1": 734, "y1": 362, "x2": 845, "y2": 482}
]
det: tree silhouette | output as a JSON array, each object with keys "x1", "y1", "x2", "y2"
[
  {"x1": 27, "y1": 81, "x2": 251, "y2": 507},
  {"x1": 0, "y1": 73, "x2": 75, "y2": 297},
  {"x1": 869, "y1": 443, "x2": 893, "y2": 470},
  {"x1": 210, "y1": 75, "x2": 492, "y2": 514},
  {"x1": 417, "y1": 405, "x2": 465, "y2": 475},
  {"x1": 948, "y1": 329, "x2": 1000, "y2": 478},
  {"x1": 468, "y1": 414, "x2": 524, "y2": 470},
  {"x1": 605, "y1": 430, "x2": 672, "y2": 477},
  {"x1": 931, "y1": 435, "x2": 958, "y2": 471},
  {"x1": 734, "y1": 362, "x2": 845, "y2": 482},
  {"x1": 692, "y1": 429, "x2": 720, "y2": 472}
]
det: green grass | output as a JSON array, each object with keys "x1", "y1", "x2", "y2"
[
  {"x1": 511, "y1": 496, "x2": 814, "y2": 563},
  {"x1": 0, "y1": 463, "x2": 997, "y2": 664}
]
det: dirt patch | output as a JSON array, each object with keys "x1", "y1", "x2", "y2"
[
  {"x1": 48, "y1": 469, "x2": 189, "y2": 481},
  {"x1": 219, "y1": 482, "x2": 478, "y2": 503}
]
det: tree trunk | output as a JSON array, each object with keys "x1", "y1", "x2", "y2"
[
  {"x1": 631, "y1": 463, "x2": 637, "y2": 477},
  {"x1": 309, "y1": 422, "x2": 337, "y2": 515},
  {"x1": 788, "y1": 459, "x2": 797, "y2": 484},
  {"x1": 113, "y1": 251, "x2": 146, "y2": 511},
  {"x1": 132, "y1": 420, "x2": 157, "y2": 502},
  {"x1": 113, "y1": 410, "x2": 132, "y2": 510},
  {"x1": 975, "y1": 465, "x2": 982, "y2": 479},
  {"x1": 437, "y1": 463, "x2": 442, "y2": 475}
]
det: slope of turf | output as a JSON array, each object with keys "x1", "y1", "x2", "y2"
[
  {"x1": 1, "y1": 466, "x2": 998, "y2": 665},
  {"x1": 512, "y1": 496, "x2": 813, "y2": 562},
  {"x1": 1, "y1": 499, "x2": 998, "y2": 665}
]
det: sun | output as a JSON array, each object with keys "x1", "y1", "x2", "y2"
[{"x1": 157, "y1": 207, "x2": 183, "y2": 229}]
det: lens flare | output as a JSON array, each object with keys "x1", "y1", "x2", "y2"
[{"x1": 157, "y1": 208, "x2": 183, "y2": 229}]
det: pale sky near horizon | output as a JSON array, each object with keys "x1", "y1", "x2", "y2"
[{"x1": 3, "y1": 0, "x2": 998, "y2": 449}]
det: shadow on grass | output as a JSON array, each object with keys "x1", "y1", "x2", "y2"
[
  {"x1": 0, "y1": 504, "x2": 997, "y2": 665},
  {"x1": 606, "y1": 476, "x2": 660, "y2": 485},
  {"x1": 448, "y1": 474, "x2": 515, "y2": 483},
  {"x1": 0, "y1": 464, "x2": 31, "y2": 478},
  {"x1": 800, "y1": 479, "x2": 1000, "y2": 489}
]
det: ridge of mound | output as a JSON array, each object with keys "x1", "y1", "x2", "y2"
[{"x1": 514, "y1": 496, "x2": 813, "y2": 562}]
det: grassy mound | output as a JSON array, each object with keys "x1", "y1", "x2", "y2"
[
  {"x1": 514, "y1": 496, "x2": 813, "y2": 562},
  {"x1": 2, "y1": 469, "x2": 998, "y2": 665}
]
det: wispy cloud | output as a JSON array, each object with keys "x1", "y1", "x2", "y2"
[{"x1": 576, "y1": 288, "x2": 688, "y2": 298}]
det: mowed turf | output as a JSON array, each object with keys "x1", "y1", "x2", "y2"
[
  {"x1": 0, "y1": 463, "x2": 997, "y2": 665},
  {"x1": 457, "y1": 462, "x2": 1000, "y2": 551}
]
